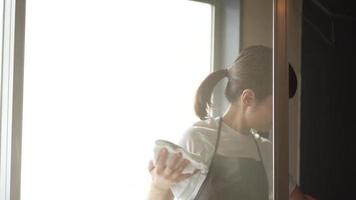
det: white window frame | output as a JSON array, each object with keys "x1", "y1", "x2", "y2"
[
  {"x1": 0, "y1": 0, "x2": 26, "y2": 200},
  {"x1": 0, "y1": 0, "x2": 289, "y2": 199}
]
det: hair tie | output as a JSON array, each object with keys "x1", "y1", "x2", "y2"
[
  {"x1": 224, "y1": 68, "x2": 229, "y2": 77},
  {"x1": 223, "y1": 68, "x2": 240, "y2": 81}
]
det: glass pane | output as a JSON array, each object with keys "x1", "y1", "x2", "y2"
[{"x1": 21, "y1": 1, "x2": 211, "y2": 199}]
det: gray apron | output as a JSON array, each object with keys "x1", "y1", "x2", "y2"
[{"x1": 194, "y1": 117, "x2": 269, "y2": 200}]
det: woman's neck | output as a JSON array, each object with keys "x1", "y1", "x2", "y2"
[{"x1": 222, "y1": 105, "x2": 250, "y2": 135}]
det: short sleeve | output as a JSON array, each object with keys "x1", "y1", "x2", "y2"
[{"x1": 170, "y1": 126, "x2": 216, "y2": 200}]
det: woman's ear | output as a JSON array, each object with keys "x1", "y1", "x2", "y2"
[{"x1": 240, "y1": 89, "x2": 256, "y2": 107}]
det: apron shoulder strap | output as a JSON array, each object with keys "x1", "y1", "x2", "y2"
[
  {"x1": 252, "y1": 134, "x2": 265, "y2": 166},
  {"x1": 193, "y1": 117, "x2": 223, "y2": 200}
]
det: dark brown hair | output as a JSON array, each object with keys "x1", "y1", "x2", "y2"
[{"x1": 194, "y1": 45, "x2": 272, "y2": 120}]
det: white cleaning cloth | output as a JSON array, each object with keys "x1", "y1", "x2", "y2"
[{"x1": 153, "y1": 139, "x2": 208, "y2": 174}]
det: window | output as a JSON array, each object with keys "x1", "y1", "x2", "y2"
[
  {"x1": 1, "y1": 0, "x2": 291, "y2": 199},
  {"x1": 21, "y1": 1, "x2": 211, "y2": 199}
]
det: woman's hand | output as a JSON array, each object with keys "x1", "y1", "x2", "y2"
[{"x1": 148, "y1": 147, "x2": 199, "y2": 191}]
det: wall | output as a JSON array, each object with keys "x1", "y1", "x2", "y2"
[
  {"x1": 300, "y1": 0, "x2": 356, "y2": 199},
  {"x1": 287, "y1": 0, "x2": 303, "y2": 184},
  {"x1": 240, "y1": 0, "x2": 273, "y2": 48}
]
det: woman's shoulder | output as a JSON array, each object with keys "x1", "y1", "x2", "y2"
[
  {"x1": 192, "y1": 117, "x2": 220, "y2": 130},
  {"x1": 181, "y1": 117, "x2": 219, "y2": 142},
  {"x1": 178, "y1": 117, "x2": 220, "y2": 162}
]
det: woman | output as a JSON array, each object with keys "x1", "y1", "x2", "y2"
[{"x1": 147, "y1": 45, "x2": 316, "y2": 200}]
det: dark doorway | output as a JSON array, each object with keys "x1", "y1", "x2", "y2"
[{"x1": 300, "y1": 0, "x2": 356, "y2": 199}]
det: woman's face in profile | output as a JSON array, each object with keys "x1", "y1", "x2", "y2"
[{"x1": 246, "y1": 95, "x2": 273, "y2": 132}]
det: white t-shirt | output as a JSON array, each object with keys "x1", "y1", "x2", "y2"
[{"x1": 170, "y1": 117, "x2": 296, "y2": 200}]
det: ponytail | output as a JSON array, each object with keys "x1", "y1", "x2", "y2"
[
  {"x1": 194, "y1": 69, "x2": 228, "y2": 120},
  {"x1": 194, "y1": 46, "x2": 272, "y2": 120}
]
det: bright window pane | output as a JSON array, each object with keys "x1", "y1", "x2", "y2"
[{"x1": 22, "y1": 1, "x2": 211, "y2": 199}]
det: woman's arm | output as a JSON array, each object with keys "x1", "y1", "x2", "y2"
[
  {"x1": 147, "y1": 184, "x2": 174, "y2": 200},
  {"x1": 147, "y1": 148, "x2": 199, "y2": 200}
]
